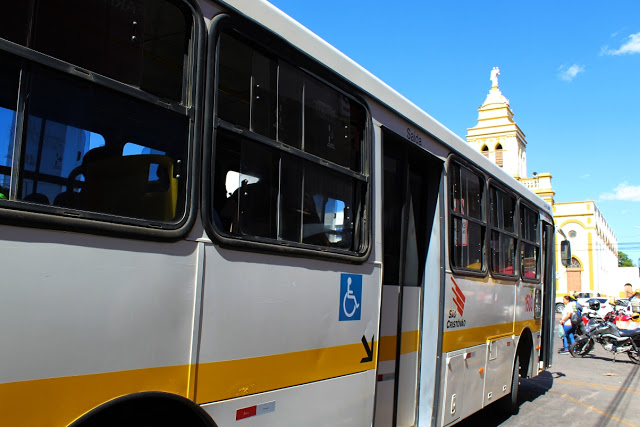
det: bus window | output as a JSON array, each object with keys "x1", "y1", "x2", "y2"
[
  {"x1": 214, "y1": 132, "x2": 360, "y2": 251},
  {"x1": 449, "y1": 160, "x2": 485, "y2": 272},
  {"x1": 213, "y1": 29, "x2": 367, "y2": 254},
  {"x1": 16, "y1": 67, "x2": 187, "y2": 221},
  {"x1": 216, "y1": 136, "x2": 278, "y2": 238},
  {"x1": 30, "y1": 0, "x2": 188, "y2": 103},
  {"x1": 489, "y1": 185, "x2": 517, "y2": 277},
  {"x1": 520, "y1": 205, "x2": 540, "y2": 280},
  {"x1": 0, "y1": 0, "x2": 194, "y2": 226},
  {"x1": 304, "y1": 79, "x2": 361, "y2": 172}
]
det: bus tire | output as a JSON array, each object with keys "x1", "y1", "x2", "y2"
[
  {"x1": 498, "y1": 354, "x2": 520, "y2": 415},
  {"x1": 68, "y1": 392, "x2": 217, "y2": 427}
]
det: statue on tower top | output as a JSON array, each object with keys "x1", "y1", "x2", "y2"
[{"x1": 490, "y1": 67, "x2": 500, "y2": 88}]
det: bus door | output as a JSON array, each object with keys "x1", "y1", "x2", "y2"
[
  {"x1": 540, "y1": 221, "x2": 556, "y2": 368},
  {"x1": 375, "y1": 128, "x2": 442, "y2": 426}
]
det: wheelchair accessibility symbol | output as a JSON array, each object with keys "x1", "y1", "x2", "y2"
[{"x1": 339, "y1": 274, "x2": 362, "y2": 321}]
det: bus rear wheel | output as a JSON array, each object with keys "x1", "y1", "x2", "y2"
[{"x1": 498, "y1": 354, "x2": 520, "y2": 415}]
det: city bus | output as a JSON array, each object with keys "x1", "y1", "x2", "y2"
[{"x1": 0, "y1": 0, "x2": 567, "y2": 425}]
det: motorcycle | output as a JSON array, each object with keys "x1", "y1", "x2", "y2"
[{"x1": 570, "y1": 310, "x2": 640, "y2": 364}]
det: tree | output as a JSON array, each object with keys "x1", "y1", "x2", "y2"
[{"x1": 618, "y1": 251, "x2": 634, "y2": 267}]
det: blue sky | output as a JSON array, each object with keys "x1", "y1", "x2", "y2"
[{"x1": 269, "y1": 0, "x2": 640, "y2": 266}]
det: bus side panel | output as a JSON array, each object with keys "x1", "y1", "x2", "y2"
[
  {"x1": 0, "y1": 225, "x2": 198, "y2": 426},
  {"x1": 196, "y1": 245, "x2": 381, "y2": 423},
  {"x1": 439, "y1": 274, "x2": 517, "y2": 423},
  {"x1": 201, "y1": 371, "x2": 375, "y2": 426},
  {"x1": 483, "y1": 337, "x2": 514, "y2": 406}
]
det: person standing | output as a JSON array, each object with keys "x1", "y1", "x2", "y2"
[{"x1": 558, "y1": 295, "x2": 578, "y2": 354}]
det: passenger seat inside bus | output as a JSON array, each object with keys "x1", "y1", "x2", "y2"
[
  {"x1": 24, "y1": 192, "x2": 51, "y2": 205},
  {"x1": 54, "y1": 147, "x2": 178, "y2": 221}
]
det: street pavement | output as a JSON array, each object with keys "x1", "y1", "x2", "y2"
[{"x1": 456, "y1": 315, "x2": 640, "y2": 427}]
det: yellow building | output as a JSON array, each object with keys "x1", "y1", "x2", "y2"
[
  {"x1": 553, "y1": 202, "x2": 619, "y2": 296},
  {"x1": 467, "y1": 68, "x2": 621, "y2": 297}
]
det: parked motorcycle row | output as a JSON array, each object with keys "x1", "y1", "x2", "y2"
[{"x1": 568, "y1": 300, "x2": 640, "y2": 364}]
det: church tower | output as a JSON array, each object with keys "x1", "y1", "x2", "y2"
[{"x1": 466, "y1": 67, "x2": 527, "y2": 180}]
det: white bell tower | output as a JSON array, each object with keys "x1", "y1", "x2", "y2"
[{"x1": 466, "y1": 67, "x2": 527, "y2": 179}]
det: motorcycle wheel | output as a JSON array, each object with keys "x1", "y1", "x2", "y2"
[
  {"x1": 628, "y1": 350, "x2": 640, "y2": 365},
  {"x1": 569, "y1": 338, "x2": 593, "y2": 357}
]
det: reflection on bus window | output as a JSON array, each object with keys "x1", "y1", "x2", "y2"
[
  {"x1": 0, "y1": 108, "x2": 15, "y2": 200},
  {"x1": 0, "y1": 54, "x2": 20, "y2": 200},
  {"x1": 123, "y1": 142, "x2": 168, "y2": 184},
  {"x1": 324, "y1": 198, "x2": 345, "y2": 244}
]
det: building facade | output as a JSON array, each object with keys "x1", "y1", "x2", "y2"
[{"x1": 553, "y1": 201, "x2": 619, "y2": 297}]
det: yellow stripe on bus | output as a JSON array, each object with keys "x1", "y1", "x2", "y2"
[
  {"x1": 0, "y1": 365, "x2": 189, "y2": 426},
  {"x1": 194, "y1": 340, "x2": 377, "y2": 403},
  {"x1": 442, "y1": 318, "x2": 542, "y2": 353},
  {"x1": 378, "y1": 330, "x2": 420, "y2": 362},
  {"x1": 0, "y1": 341, "x2": 378, "y2": 425}
]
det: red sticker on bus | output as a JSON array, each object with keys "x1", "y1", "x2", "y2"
[{"x1": 236, "y1": 405, "x2": 257, "y2": 420}]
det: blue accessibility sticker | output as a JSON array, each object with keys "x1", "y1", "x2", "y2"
[{"x1": 339, "y1": 273, "x2": 362, "y2": 321}]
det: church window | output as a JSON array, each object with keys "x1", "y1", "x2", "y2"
[
  {"x1": 495, "y1": 143, "x2": 503, "y2": 167},
  {"x1": 568, "y1": 257, "x2": 581, "y2": 269}
]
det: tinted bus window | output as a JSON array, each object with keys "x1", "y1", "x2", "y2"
[
  {"x1": 489, "y1": 186, "x2": 517, "y2": 277},
  {"x1": 214, "y1": 30, "x2": 367, "y2": 253},
  {"x1": 0, "y1": 0, "x2": 194, "y2": 225},
  {"x1": 521, "y1": 205, "x2": 540, "y2": 280},
  {"x1": 450, "y1": 161, "x2": 485, "y2": 271}
]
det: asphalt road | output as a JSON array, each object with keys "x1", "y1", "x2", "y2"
[{"x1": 456, "y1": 316, "x2": 640, "y2": 427}]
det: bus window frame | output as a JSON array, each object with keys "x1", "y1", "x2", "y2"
[
  {"x1": 0, "y1": 0, "x2": 205, "y2": 240},
  {"x1": 447, "y1": 155, "x2": 488, "y2": 277},
  {"x1": 202, "y1": 14, "x2": 372, "y2": 263},
  {"x1": 519, "y1": 200, "x2": 542, "y2": 283},
  {"x1": 486, "y1": 179, "x2": 519, "y2": 281}
]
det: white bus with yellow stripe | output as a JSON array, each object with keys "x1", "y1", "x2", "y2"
[{"x1": 0, "y1": 0, "x2": 560, "y2": 426}]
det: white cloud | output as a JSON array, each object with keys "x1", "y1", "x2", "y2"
[
  {"x1": 601, "y1": 32, "x2": 640, "y2": 55},
  {"x1": 559, "y1": 64, "x2": 585, "y2": 82},
  {"x1": 600, "y1": 182, "x2": 640, "y2": 202}
]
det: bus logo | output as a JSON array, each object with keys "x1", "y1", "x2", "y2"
[
  {"x1": 525, "y1": 293, "x2": 534, "y2": 312},
  {"x1": 452, "y1": 278, "x2": 466, "y2": 316}
]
